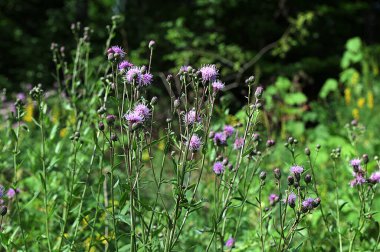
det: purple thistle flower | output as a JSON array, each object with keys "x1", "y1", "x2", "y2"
[
  {"x1": 269, "y1": 194, "x2": 279, "y2": 206},
  {"x1": 350, "y1": 158, "x2": 361, "y2": 167},
  {"x1": 224, "y1": 125, "x2": 235, "y2": 137},
  {"x1": 290, "y1": 165, "x2": 304, "y2": 175},
  {"x1": 7, "y1": 188, "x2": 16, "y2": 199},
  {"x1": 126, "y1": 66, "x2": 143, "y2": 83},
  {"x1": 188, "y1": 134, "x2": 202, "y2": 152},
  {"x1": 266, "y1": 139, "x2": 275, "y2": 147},
  {"x1": 124, "y1": 111, "x2": 143, "y2": 125},
  {"x1": 213, "y1": 161, "x2": 225, "y2": 175},
  {"x1": 283, "y1": 192, "x2": 296, "y2": 207},
  {"x1": 255, "y1": 86, "x2": 264, "y2": 98},
  {"x1": 369, "y1": 171, "x2": 380, "y2": 184},
  {"x1": 118, "y1": 60, "x2": 134, "y2": 71},
  {"x1": 225, "y1": 237, "x2": 235, "y2": 248},
  {"x1": 183, "y1": 110, "x2": 201, "y2": 125},
  {"x1": 180, "y1": 65, "x2": 190, "y2": 73},
  {"x1": 134, "y1": 104, "x2": 150, "y2": 119},
  {"x1": 199, "y1": 64, "x2": 218, "y2": 82},
  {"x1": 213, "y1": 132, "x2": 227, "y2": 146},
  {"x1": 212, "y1": 80, "x2": 225, "y2": 92},
  {"x1": 139, "y1": 72, "x2": 153, "y2": 86},
  {"x1": 233, "y1": 137, "x2": 245, "y2": 150},
  {"x1": 302, "y1": 198, "x2": 314, "y2": 210},
  {"x1": 350, "y1": 173, "x2": 366, "y2": 187},
  {"x1": 16, "y1": 93, "x2": 26, "y2": 101},
  {"x1": 109, "y1": 46, "x2": 126, "y2": 58}
]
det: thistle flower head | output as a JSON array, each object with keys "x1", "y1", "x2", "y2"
[
  {"x1": 183, "y1": 109, "x2": 201, "y2": 125},
  {"x1": 290, "y1": 165, "x2": 304, "y2": 175},
  {"x1": 139, "y1": 72, "x2": 153, "y2": 86},
  {"x1": 284, "y1": 192, "x2": 297, "y2": 208},
  {"x1": 118, "y1": 60, "x2": 133, "y2": 71},
  {"x1": 213, "y1": 161, "x2": 225, "y2": 175},
  {"x1": 225, "y1": 237, "x2": 235, "y2": 248},
  {"x1": 213, "y1": 132, "x2": 227, "y2": 146},
  {"x1": 269, "y1": 194, "x2": 279, "y2": 206},
  {"x1": 350, "y1": 173, "x2": 366, "y2": 187},
  {"x1": 126, "y1": 66, "x2": 143, "y2": 83},
  {"x1": 224, "y1": 125, "x2": 235, "y2": 137},
  {"x1": 134, "y1": 104, "x2": 150, "y2": 119},
  {"x1": 188, "y1": 134, "x2": 202, "y2": 152},
  {"x1": 212, "y1": 80, "x2": 225, "y2": 92},
  {"x1": 124, "y1": 111, "x2": 143, "y2": 125},
  {"x1": 302, "y1": 198, "x2": 314, "y2": 210},
  {"x1": 7, "y1": 188, "x2": 16, "y2": 199},
  {"x1": 199, "y1": 64, "x2": 218, "y2": 82},
  {"x1": 0, "y1": 186, "x2": 4, "y2": 198},
  {"x1": 109, "y1": 46, "x2": 125, "y2": 58},
  {"x1": 369, "y1": 171, "x2": 380, "y2": 184},
  {"x1": 233, "y1": 137, "x2": 244, "y2": 150}
]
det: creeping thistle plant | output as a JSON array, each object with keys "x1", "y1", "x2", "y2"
[{"x1": 1, "y1": 18, "x2": 380, "y2": 252}]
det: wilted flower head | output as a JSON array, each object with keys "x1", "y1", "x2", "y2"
[
  {"x1": 213, "y1": 161, "x2": 225, "y2": 175},
  {"x1": 213, "y1": 132, "x2": 227, "y2": 146},
  {"x1": 269, "y1": 193, "x2": 279, "y2": 206},
  {"x1": 188, "y1": 134, "x2": 202, "y2": 152},
  {"x1": 266, "y1": 139, "x2": 275, "y2": 147},
  {"x1": 369, "y1": 171, "x2": 380, "y2": 184},
  {"x1": 199, "y1": 64, "x2": 218, "y2": 82},
  {"x1": 124, "y1": 111, "x2": 143, "y2": 125},
  {"x1": 233, "y1": 137, "x2": 245, "y2": 150},
  {"x1": 148, "y1": 40, "x2": 156, "y2": 49},
  {"x1": 224, "y1": 125, "x2": 235, "y2": 137},
  {"x1": 290, "y1": 165, "x2": 304, "y2": 175},
  {"x1": 212, "y1": 80, "x2": 224, "y2": 92},
  {"x1": 118, "y1": 60, "x2": 133, "y2": 71},
  {"x1": 183, "y1": 109, "x2": 201, "y2": 125},
  {"x1": 134, "y1": 104, "x2": 150, "y2": 119},
  {"x1": 225, "y1": 237, "x2": 235, "y2": 248}
]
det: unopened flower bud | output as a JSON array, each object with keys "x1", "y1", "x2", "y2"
[
  {"x1": 110, "y1": 133, "x2": 118, "y2": 142},
  {"x1": 255, "y1": 86, "x2": 263, "y2": 98},
  {"x1": 174, "y1": 99, "x2": 180, "y2": 109},
  {"x1": 305, "y1": 147, "x2": 311, "y2": 156},
  {"x1": 1, "y1": 206, "x2": 7, "y2": 216},
  {"x1": 313, "y1": 198, "x2": 321, "y2": 208},
  {"x1": 362, "y1": 154, "x2": 369, "y2": 164},
  {"x1": 150, "y1": 96, "x2": 158, "y2": 106},
  {"x1": 287, "y1": 176, "x2": 294, "y2": 185},
  {"x1": 98, "y1": 122, "x2": 105, "y2": 131},
  {"x1": 259, "y1": 171, "x2": 267, "y2": 180},
  {"x1": 304, "y1": 174, "x2": 312, "y2": 184},
  {"x1": 148, "y1": 40, "x2": 156, "y2": 49},
  {"x1": 106, "y1": 114, "x2": 116, "y2": 126},
  {"x1": 274, "y1": 168, "x2": 281, "y2": 180}
]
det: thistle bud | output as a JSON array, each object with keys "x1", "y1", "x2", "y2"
[
  {"x1": 174, "y1": 99, "x2": 180, "y2": 109},
  {"x1": 148, "y1": 40, "x2": 156, "y2": 49},
  {"x1": 287, "y1": 176, "x2": 294, "y2": 185},
  {"x1": 273, "y1": 168, "x2": 281, "y2": 180},
  {"x1": 313, "y1": 198, "x2": 321, "y2": 208},
  {"x1": 110, "y1": 133, "x2": 118, "y2": 142},
  {"x1": 304, "y1": 147, "x2": 311, "y2": 156},
  {"x1": 362, "y1": 154, "x2": 369, "y2": 164},
  {"x1": 259, "y1": 171, "x2": 267, "y2": 181},
  {"x1": 1, "y1": 206, "x2": 7, "y2": 216},
  {"x1": 304, "y1": 174, "x2": 312, "y2": 184},
  {"x1": 106, "y1": 114, "x2": 116, "y2": 126},
  {"x1": 150, "y1": 96, "x2": 158, "y2": 106},
  {"x1": 98, "y1": 122, "x2": 105, "y2": 131},
  {"x1": 254, "y1": 86, "x2": 263, "y2": 98}
]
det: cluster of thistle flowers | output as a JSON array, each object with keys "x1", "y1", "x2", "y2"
[
  {"x1": 267, "y1": 138, "x2": 321, "y2": 213},
  {"x1": 349, "y1": 155, "x2": 380, "y2": 187},
  {"x1": 268, "y1": 166, "x2": 320, "y2": 212}
]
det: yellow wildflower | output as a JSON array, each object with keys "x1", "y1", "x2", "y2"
[
  {"x1": 367, "y1": 91, "x2": 374, "y2": 109},
  {"x1": 352, "y1": 108, "x2": 359, "y2": 120},
  {"x1": 23, "y1": 99, "x2": 34, "y2": 122},
  {"x1": 344, "y1": 88, "x2": 351, "y2": 105},
  {"x1": 142, "y1": 150, "x2": 150, "y2": 161},
  {"x1": 59, "y1": 128, "x2": 68, "y2": 138},
  {"x1": 357, "y1": 98, "x2": 365, "y2": 108},
  {"x1": 350, "y1": 71, "x2": 359, "y2": 85}
]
